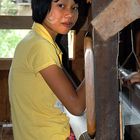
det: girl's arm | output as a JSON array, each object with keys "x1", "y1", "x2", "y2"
[{"x1": 40, "y1": 64, "x2": 85, "y2": 116}]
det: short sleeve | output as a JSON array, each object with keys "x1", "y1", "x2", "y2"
[{"x1": 27, "y1": 39, "x2": 62, "y2": 73}]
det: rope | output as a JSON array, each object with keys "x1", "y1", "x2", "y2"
[{"x1": 120, "y1": 29, "x2": 140, "y2": 69}]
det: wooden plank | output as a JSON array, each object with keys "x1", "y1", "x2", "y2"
[
  {"x1": 0, "y1": 70, "x2": 11, "y2": 123},
  {"x1": 0, "y1": 59, "x2": 12, "y2": 70},
  {"x1": 0, "y1": 15, "x2": 88, "y2": 30},
  {"x1": 94, "y1": 32, "x2": 119, "y2": 140},
  {"x1": 0, "y1": 59, "x2": 12, "y2": 123},
  {"x1": 92, "y1": 0, "x2": 120, "y2": 140},
  {"x1": 91, "y1": 0, "x2": 140, "y2": 41},
  {"x1": 94, "y1": 31, "x2": 120, "y2": 140},
  {"x1": 0, "y1": 126, "x2": 13, "y2": 140},
  {"x1": 0, "y1": 16, "x2": 33, "y2": 29}
]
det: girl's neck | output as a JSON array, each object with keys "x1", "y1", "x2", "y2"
[{"x1": 42, "y1": 23, "x2": 57, "y2": 40}]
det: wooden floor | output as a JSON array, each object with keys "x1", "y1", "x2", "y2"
[{"x1": 0, "y1": 126, "x2": 13, "y2": 140}]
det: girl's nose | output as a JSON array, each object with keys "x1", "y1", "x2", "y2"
[{"x1": 64, "y1": 9, "x2": 73, "y2": 18}]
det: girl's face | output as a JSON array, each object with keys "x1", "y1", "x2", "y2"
[{"x1": 43, "y1": 0, "x2": 79, "y2": 38}]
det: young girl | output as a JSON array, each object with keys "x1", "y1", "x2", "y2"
[{"x1": 9, "y1": 0, "x2": 87, "y2": 140}]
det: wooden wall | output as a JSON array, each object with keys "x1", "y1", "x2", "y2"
[{"x1": 0, "y1": 59, "x2": 12, "y2": 124}]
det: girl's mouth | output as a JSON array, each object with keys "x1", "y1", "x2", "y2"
[{"x1": 62, "y1": 22, "x2": 74, "y2": 29}]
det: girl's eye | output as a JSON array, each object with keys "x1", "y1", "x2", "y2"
[
  {"x1": 58, "y1": 4, "x2": 65, "y2": 8},
  {"x1": 72, "y1": 6, "x2": 78, "y2": 11}
]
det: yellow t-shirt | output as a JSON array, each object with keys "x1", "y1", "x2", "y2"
[{"x1": 9, "y1": 23, "x2": 70, "y2": 140}]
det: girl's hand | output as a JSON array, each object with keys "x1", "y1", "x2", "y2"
[
  {"x1": 129, "y1": 71, "x2": 140, "y2": 84},
  {"x1": 122, "y1": 71, "x2": 140, "y2": 85}
]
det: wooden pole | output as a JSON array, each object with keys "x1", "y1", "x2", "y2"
[{"x1": 91, "y1": 0, "x2": 120, "y2": 140}]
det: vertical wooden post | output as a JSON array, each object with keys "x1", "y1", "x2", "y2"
[
  {"x1": 92, "y1": 1, "x2": 120, "y2": 140},
  {"x1": 0, "y1": 59, "x2": 12, "y2": 124}
]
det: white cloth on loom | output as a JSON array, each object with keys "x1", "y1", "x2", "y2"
[{"x1": 64, "y1": 108, "x2": 87, "y2": 140}]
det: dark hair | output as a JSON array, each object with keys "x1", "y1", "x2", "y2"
[{"x1": 31, "y1": 0, "x2": 81, "y2": 24}]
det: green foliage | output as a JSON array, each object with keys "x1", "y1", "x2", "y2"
[
  {"x1": 0, "y1": 30, "x2": 22, "y2": 57},
  {"x1": 0, "y1": 0, "x2": 29, "y2": 58},
  {"x1": 1, "y1": 0, "x2": 18, "y2": 15}
]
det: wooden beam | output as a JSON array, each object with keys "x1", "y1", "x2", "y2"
[
  {"x1": 0, "y1": 70, "x2": 11, "y2": 123},
  {"x1": 0, "y1": 15, "x2": 88, "y2": 30},
  {"x1": 91, "y1": 0, "x2": 140, "y2": 41},
  {"x1": 0, "y1": 16, "x2": 33, "y2": 29},
  {"x1": 92, "y1": 0, "x2": 120, "y2": 140},
  {"x1": 0, "y1": 59, "x2": 12, "y2": 70}
]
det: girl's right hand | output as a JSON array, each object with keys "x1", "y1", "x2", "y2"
[{"x1": 123, "y1": 71, "x2": 140, "y2": 85}]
